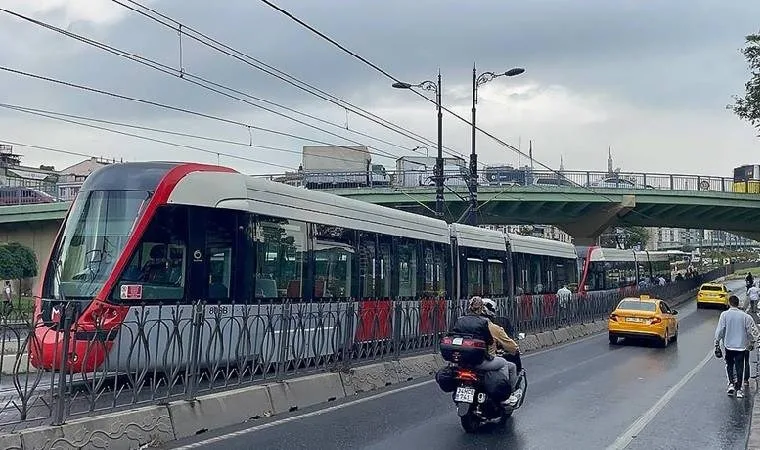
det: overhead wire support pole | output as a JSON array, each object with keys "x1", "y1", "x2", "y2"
[{"x1": 436, "y1": 70, "x2": 444, "y2": 220}]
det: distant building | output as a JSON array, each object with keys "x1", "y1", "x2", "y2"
[
  {"x1": 649, "y1": 227, "x2": 758, "y2": 250},
  {"x1": 481, "y1": 224, "x2": 573, "y2": 244},
  {"x1": 57, "y1": 157, "x2": 119, "y2": 201},
  {"x1": 0, "y1": 145, "x2": 58, "y2": 195}
]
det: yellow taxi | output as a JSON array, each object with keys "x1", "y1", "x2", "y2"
[
  {"x1": 696, "y1": 283, "x2": 730, "y2": 309},
  {"x1": 608, "y1": 295, "x2": 679, "y2": 347}
]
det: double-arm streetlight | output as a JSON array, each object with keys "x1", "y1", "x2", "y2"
[
  {"x1": 468, "y1": 65, "x2": 525, "y2": 225},
  {"x1": 392, "y1": 71, "x2": 444, "y2": 219}
]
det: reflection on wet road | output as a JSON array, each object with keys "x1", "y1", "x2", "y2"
[{"x1": 167, "y1": 281, "x2": 757, "y2": 449}]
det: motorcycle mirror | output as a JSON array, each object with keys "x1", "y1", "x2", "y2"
[{"x1": 517, "y1": 332, "x2": 526, "y2": 340}]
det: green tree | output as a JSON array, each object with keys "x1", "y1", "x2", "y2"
[
  {"x1": 600, "y1": 226, "x2": 651, "y2": 249},
  {"x1": 0, "y1": 243, "x2": 37, "y2": 281},
  {"x1": 730, "y1": 31, "x2": 760, "y2": 134}
]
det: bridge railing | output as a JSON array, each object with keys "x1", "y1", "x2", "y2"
[
  {"x1": 252, "y1": 168, "x2": 740, "y2": 194},
  {"x1": 0, "y1": 263, "x2": 748, "y2": 431}
]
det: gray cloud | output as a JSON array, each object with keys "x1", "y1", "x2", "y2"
[{"x1": 0, "y1": 0, "x2": 758, "y2": 177}]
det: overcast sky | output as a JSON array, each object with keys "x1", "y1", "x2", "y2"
[{"x1": 1, "y1": 0, "x2": 758, "y2": 176}]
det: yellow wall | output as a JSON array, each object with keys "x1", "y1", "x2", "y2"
[{"x1": 0, "y1": 220, "x2": 62, "y2": 293}]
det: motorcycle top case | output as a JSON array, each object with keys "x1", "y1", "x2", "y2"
[{"x1": 440, "y1": 335, "x2": 489, "y2": 366}]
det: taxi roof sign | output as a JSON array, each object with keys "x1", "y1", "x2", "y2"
[{"x1": 640, "y1": 294, "x2": 650, "y2": 300}]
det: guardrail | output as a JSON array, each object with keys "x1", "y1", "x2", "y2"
[
  {"x1": 0, "y1": 263, "x2": 749, "y2": 430},
  {"x1": 254, "y1": 168, "x2": 742, "y2": 194}
]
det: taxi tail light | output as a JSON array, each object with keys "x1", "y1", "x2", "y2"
[
  {"x1": 649, "y1": 317, "x2": 662, "y2": 325},
  {"x1": 609, "y1": 313, "x2": 618, "y2": 322}
]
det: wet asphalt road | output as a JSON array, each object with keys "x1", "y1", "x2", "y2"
[{"x1": 170, "y1": 280, "x2": 754, "y2": 450}]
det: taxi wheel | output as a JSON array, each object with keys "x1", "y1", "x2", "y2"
[
  {"x1": 609, "y1": 333, "x2": 619, "y2": 345},
  {"x1": 697, "y1": 302, "x2": 702, "y2": 309}
]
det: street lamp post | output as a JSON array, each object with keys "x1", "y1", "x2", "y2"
[
  {"x1": 393, "y1": 71, "x2": 444, "y2": 219},
  {"x1": 468, "y1": 64, "x2": 525, "y2": 225}
]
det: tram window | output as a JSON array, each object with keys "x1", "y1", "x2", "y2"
[
  {"x1": 112, "y1": 205, "x2": 187, "y2": 302},
  {"x1": 467, "y1": 258, "x2": 483, "y2": 297},
  {"x1": 206, "y1": 210, "x2": 236, "y2": 300},
  {"x1": 254, "y1": 216, "x2": 306, "y2": 299},
  {"x1": 314, "y1": 224, "x2": 355, "y2": 299},
  {"x1": 397, "y1": 241, "x2": 418, "y2": 298},
  {"x1": 488, "y1": 259, "x2": 504, "y2": 296},
  {"x1": 529, "y1": 254, "x2": 544, "y2": 294},
  {"x1": 434, "y1": 243, "x2": 448, "y2": 298},
  {"x1": 555, "y1": 259, "x2": 577, "y2": 289},
  {"x1": 359, "y1": 232, "x2": 376, "y2": 299},
  {"x1": 423, "y1": 244, "x2": 435, "y2": 297},
  {"x1": 379, "y1": 241, "x2": 391, "y2": 298}
]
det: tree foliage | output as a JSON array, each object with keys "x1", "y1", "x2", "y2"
[
  {"x1": 600, "y1": 226, "x2": 651, "y2": 250},
  {"x1": 0, "y1": 243, "x2": 37, "y2": 280},
  {"x1": 730, "y1": 31, "x2": 760, "y2": 133}
]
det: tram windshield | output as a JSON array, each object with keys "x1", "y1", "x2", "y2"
[{"x1": 44, "y1": 190, "x2": 150, "y2": 300}]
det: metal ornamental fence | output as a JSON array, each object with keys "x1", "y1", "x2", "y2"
[
  {"x1": 0, "y1": 263, "x2": 746, "y2": 431},
  {"x1": 258, "y1": 168, "x2": 743, "y2": 194}
]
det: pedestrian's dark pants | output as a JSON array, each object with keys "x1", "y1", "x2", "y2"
[{"x1": 725, "y1": 349, "x2": 747, "y2": 390}]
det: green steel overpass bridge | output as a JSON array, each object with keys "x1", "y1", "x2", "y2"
[{"x1": 0, "y1": 168, "x2": 759, "y2": 279}]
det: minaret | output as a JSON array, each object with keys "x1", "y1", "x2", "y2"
[
  {"x1": 607, "y1": 147, "x2": 613, "y2": 175},
  {"x1": 559, "y1": 155, "x2": 565, "y2": 174}
]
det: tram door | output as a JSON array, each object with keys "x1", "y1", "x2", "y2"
[{"x1": 732, "y1": 165, "x2": 760, "y2": 193}]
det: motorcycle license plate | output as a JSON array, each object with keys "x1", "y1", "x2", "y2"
[{"x1": 454, "y1": 387, "x2": 475, "y2": 403}]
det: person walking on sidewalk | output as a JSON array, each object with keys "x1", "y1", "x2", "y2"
[
  {"x1": 747, "y1": 281, "x2": 760, "y2": 315},
  {"x1": 715, "y1": 295, "x2": 758, "y2": 398}
]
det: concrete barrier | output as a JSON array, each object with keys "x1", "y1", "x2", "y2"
[
  {"x1": 339, "y1": 360, "x2": 400, "y2": 395},
  {"x1": 553, "y1": 328, "x2": 571, "y2": 343},
  {"x1": 536, "y1": 331, "x2": 555, "y2": 348},
  {"x1": 169, "y1": 385, "x2": 273, "y2": 440},
  {"x1": 395, "y1": 354, "x2": 439, "y2": 382},
  {"x1": 18, "y1": 405, "x2": 174, "y2": 450},
  {"x1": 269, "y1": 372, "x2": 347, "y2": 414}
]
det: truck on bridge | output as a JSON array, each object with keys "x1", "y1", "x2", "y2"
[{"x1": 302, "y1": 145, "x2": 390, "y2": 189}]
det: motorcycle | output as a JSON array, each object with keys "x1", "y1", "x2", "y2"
[{"x1": 437, "y1": 332, "x2": 528, "y2": 433}]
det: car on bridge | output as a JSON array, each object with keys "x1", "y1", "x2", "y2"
[
  {"x1": 588, "y1": 176, "x2": 656, "y2": 190},
  {"x1": 608, "y1": 295, "x2": 679, "y2": 347},
  {"x1": 696, "y1": 283, "x2": 730, "y2": 309}
]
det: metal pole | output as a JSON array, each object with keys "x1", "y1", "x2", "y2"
[
  {"x1": 469, "y1": 63, "x2": 478, "y2": 226},
  {"x1": 435, "y1": 71, "x2": 444, "y2": 220}
]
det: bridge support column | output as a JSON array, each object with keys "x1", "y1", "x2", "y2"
[{"x1": 559, "y1": 195, "x2": 635, "y2": 245}]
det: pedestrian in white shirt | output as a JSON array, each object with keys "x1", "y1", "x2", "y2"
[
  {"x1": 715, "y1": 295, "x2": 758, "y2": 398},
  {"x1": 747, "y1": 282, "x2": 760, "y2": 314},
  {"x1": 557, "y1": 285, "x2": 572, "y2": 325}
]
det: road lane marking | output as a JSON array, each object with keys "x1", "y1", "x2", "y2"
[
  {"x1": 605, "y1": 349, "x2": 713, "y2": 450},
  {"x1": 175, "y1": 296, "x2": 711, "y2": 448},
  {"x1": 173, "y1": 378, "x2": 437, "y2": 449}
]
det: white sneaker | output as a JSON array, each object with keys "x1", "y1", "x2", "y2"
[
  {"x1": 727, "y1": 385, "x2": 736, "y2": 396},
  {"x1": 737, "y1": 389, "x2": 745, "y2": 398},
  {"x1": 504, "y1": 388, "x2": 523, "y2": 407}
]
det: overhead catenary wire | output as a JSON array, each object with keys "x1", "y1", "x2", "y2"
[
  {"x1": 107, "y1": 0, "x2": 472, "y2": 163},
  {"x1": 0, "y1": 102, "x2": 404, "y2": 169},
  {"x1": 256, "y1": 0, "x2": 567, "y2": 175},
  {"x1": 0, "y1": 9, "x2": 420, "y2": 163},
  {"x1": 254, "y1": 0, "x2": 671, "y2": 227},
  {"x1": 0, "y1": 103, "x2": 297, "y2": 170},
  {"x1": 0, "y1": 65, "x2": 420, "y2": 164}
]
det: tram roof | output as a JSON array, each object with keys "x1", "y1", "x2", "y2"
[
  {"x1": 167, "y1": 170, "x2": 452, "y2": 243},
  {"x1": 507, "y1": 233, "x2": 577, "y2": 260},
  {"x1": 450, "y1": 223, "x2": 507, "y2": 251}
]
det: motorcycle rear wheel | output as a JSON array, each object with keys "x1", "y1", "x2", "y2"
[{"x1": 460, "y1": 415, "x2": 480, "y2": 433}]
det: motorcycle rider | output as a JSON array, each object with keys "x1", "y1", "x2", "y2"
[
  {"x1": 452, "y1": 297, "x2": 522, "y2": 407},
  {"x1": 482, "y1": 298, "x2": 523, "y2": 373}
]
